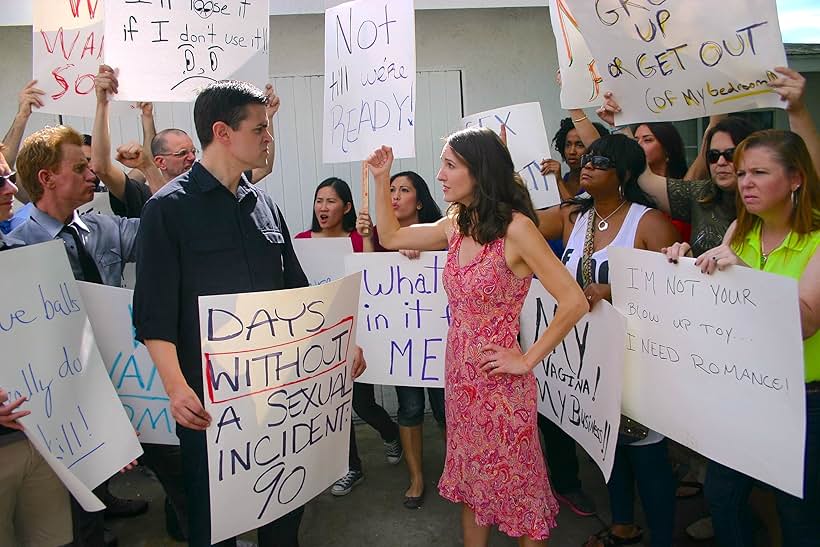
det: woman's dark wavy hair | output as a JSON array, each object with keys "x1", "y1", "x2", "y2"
[
  {"x1": 632, "y1": 122, "x2": 687, "y2": 178},
  {"x1": 697, "y1": 116, "x2": 757, "y2": 204},
  {"x1": 446, "y1": 126, "x2": 537, "y2": 244},
  {"x1": 561, "y1": 134, "x2": 657, "y2": 221},
  {"x1": 390, "y1": 171, "x2": 443, "y2": 223},
  {"x1": 310, "y1": 177, "x2": 357, "y2": 233},
  {"x1": 552, "y1": 117, "x2": 610, "y2": 160}
]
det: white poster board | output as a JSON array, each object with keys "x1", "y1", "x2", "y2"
[
  {"x1": 462, "y1": 103, "x2": 560, "y2": 209},
  {"x1": 345, "y1": 252, "x2": 447, "y2": 387},
  {"x1": 609, "y1": 248, "x2": 805, "y2": 497},
  {"x1": 323, "y1": 0, "x2": 417, "y2": 163},
  {"x1": 0, "y1": 242, "x2": 143, "y2": 509},
  {"x1": 77, "y1": 282, "x2": 177, "y2": 445},
  {"x1": 292, "y1": 237, "x2": 355, "y2": 286},
  {"x1": 567, "y1": 0, "x2": 788, "y2": 123},
  {"x1": 200, "y1": 274, "x2": 361, "y2": 544},
  {"x1": 548, "y1": 0, "x2": 604, "y2": 109},
  {"x1": 104, "y1": 0, "x2": 269, "y2": 102},
  {"x1": 32, "y1": 0, "x2": 104, "y2": 116},
  {"x1": 520, "y1": 284, "x2": 623, "y2": 481},
  {"x1": 78, "y1": 192, "x2": 114, "y2": 217}
]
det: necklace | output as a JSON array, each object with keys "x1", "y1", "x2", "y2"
[
  {"x1": 592, "y1": 201, "x2": 626, "y2": 231},
  {"x1": 760, "y1": 232, "x2": 789, "y2": 268}
]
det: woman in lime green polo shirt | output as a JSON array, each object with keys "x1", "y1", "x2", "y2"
[{"x1": 689, "y1": 129, "x2": 819, "y2": 547}]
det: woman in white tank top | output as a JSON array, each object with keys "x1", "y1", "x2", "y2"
[{"x1": 537, "y1": 134, "x2": 681, "y2": 547}]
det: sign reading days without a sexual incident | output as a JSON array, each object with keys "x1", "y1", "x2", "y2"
[
  {"x1": 77, "y1": 282, "x2": 177, "y2": 446},
  {"x1": 104, "y1": 0, "x2": 269, "y2": 102},
  {"x1": 0, "y1": 242, "x2": 143, "y2": 508},
  {"x1": 520, "y1": 284, "x2": 624, "y2": 481},
  {"x1": 567, "y1": 0, "x2": 788, "y2": 123},
  {"x1": 548, "y1": 0, "x2": 604, "y2": 110},
  {"x1": 345, "y1": 252, "x2": 448, "y2": 388},
  {"x1": 323, "y1": 0, "x2": 416, "y2": 163},
  {"x1": 609, "y1": 248, "x2": 806, "y2": 497},
  {"x1": 463, "y1": 103, "x2": 560, "y2": 209},
  {"x1": 199, "y1": 274, "x2": 361, "y2": 543}
]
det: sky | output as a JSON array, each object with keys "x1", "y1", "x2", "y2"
[{"x1": 777, "y1": 0, "x2": 820, "y2": 43}]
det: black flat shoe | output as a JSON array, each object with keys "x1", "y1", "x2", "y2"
[{"x1": 403, "y1": 487, "x2": 425, "y2": 510}]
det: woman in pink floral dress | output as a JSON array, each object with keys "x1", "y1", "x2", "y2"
[{"x1": 367, "y1": 127, "x2": 588, "y2": 546}]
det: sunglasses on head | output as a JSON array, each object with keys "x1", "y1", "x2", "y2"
[
  {"x1": 706, "y1": 148, "x2": 735, "y2": 164},
  {"x1": 580, "y1": 154, "x2": 615, "y2": 170}
]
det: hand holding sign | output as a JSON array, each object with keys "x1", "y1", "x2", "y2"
[
  {"x1": 595, "y1": 91, "x2": 620, "y2": 128},
  {"x1": 694, "y1": 244, "x2": 749, "y2": 274},
  {"x1": 264, "y1": 84, "x2": 280, "y2": 119},
  {"x1": 0, "y1": 389, "x2": 30, "y2": 431},
  {"x1": 94, "y1": 65, "x2": 119, "y2": 104},
  {"x1": 770, "y1": 67, "x2": 807, "y2": 112},
  {"x1": 167, "y1": 380, "x2": 212, "y2": 431},
  {"x1": 16, "y1": 81, "x2": 46, "y2": 118}
]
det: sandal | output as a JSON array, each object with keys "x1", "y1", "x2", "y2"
[{"x1": 583, "y1": 526, "x2": 643, "y2": 547}]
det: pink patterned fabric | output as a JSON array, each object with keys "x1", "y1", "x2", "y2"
[{"x1": 438, "y1": 232, "x2": 559, "y2": 540}]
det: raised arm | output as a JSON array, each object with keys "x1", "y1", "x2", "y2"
[
  {"x1": 772, "y1": 67, "x2": 820, "y2": 175},
  {"x1": 368, "y1": 145, "x2": 450, "y2": 251},
  {"x1": 115, "y1": 141, "x2": 164, "y2": 195},
  {"x1": 251, "y1": 84, "x2": 279, "y2": 184},
  {"x1": 684, "y1": 114, "x2": 726, "y2": 181},
  {"x1": 2, "y1": 81, "x2": 46, "y2": 204},
  {"x1": 91, "y1": 64, "x2": 129, "y2": 201}
]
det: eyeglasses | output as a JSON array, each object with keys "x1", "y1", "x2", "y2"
[
  {"x1": 0, "y1": 171, "x2": 15, "y2": 187},
  {"x1": 706, "y1": 148, "x2": 735, "y2": 164},
  {"x1": 580, "y1": 154, "x2": 615, "y2": 170},
  {"x1": 156, "y1": 148, "x2": 198, "y2": 158}
]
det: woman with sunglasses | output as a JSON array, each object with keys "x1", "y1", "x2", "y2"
[
  {"x1": 537, "y1": 134, "x2": 680, "y2": 547},
  {"x1": 673, "y1": 129, "x2": 820, "y2": 547}
]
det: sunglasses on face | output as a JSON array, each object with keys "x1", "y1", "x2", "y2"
[
  {"x1": 706, "y1": 148, "x2": 735, "y2": 164},
  {"x1": 0, "y1": 171, "x2": 15, "y2": 188},
  {"x1": 580, "y1": 154, "x2": 615, "y2": 170},
  {"x1": 156, "y1": 147, "x2": 198, "y2": 158}
]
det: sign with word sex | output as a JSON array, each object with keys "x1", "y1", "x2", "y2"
[
  {"x1": 104, "y1": 0, "x2": 269, "y2": 101},
  {"x1": 610, "y1": 248, "x2": 805, "y2": 497},
  {"x1": 567, "y1": 0, "x2": 788, "y2": 123},
  {"x1": 520, "y1": 284, "x2": 624, "y2": 481},
  {"x1": 462, "y1": 103, "x2": 560, "y2": 209},
  {"x1": 323, "y1": 0, "x2": 416, "y2": 162},
  {"x1": 548, "y1": 0, "x2": 604, "y2": 109},
  {"x1": 292, "y1": 237, "x2": 355, "y2": 286},
  {"x1": 345, "y1": 252, "x2": 447, "y2": 388},
  {"x1": 0, "y1": 241, "x2": 143, "y2": 509},
  {"x1": 199, "y1": 274, "x2": 361, "y2": 543},
  {"x1": 77, "y1": 282, "x2": 177, "y2": 445}
]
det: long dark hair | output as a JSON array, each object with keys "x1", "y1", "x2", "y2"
[
  {"x1": 562, "y1": 134, "x2": 657, "y2": 221},
  {"x1": 633, "y1": 122, "x2": 687, "y2": 178},
  {"x1": 552, "y1": 117, "x2": 609, "y2": 160},
  {"x1": 697, "y1": 117, "x2": 757, "y2": 204},
  {"x1": 446, "y1": 126, "x2": 537, "y2": 244},
  {"x1": 310, "y1": 177, "x2": 357, "y2": 233},
  {"x1": 390, "y1": 171, "x2": 443, "y2": 223}
]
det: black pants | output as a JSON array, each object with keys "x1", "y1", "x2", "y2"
[
  {"x1": 177, "y1": 426, "x2": 304, "y2": 547},
  {"x1": 537, "y1": 413, "x2": 581, "y2": 494},
  {"x1": 349, "y1": 382, "x2": 399, "y2": 472},
  {"x1": 70, "y1": 486, "x2": 105, "y2": 547},
  {"x1": 140, "y1": 443, "x2": 187, "y2": 537}
]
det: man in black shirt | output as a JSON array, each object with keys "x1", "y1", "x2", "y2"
[{"x1": 133, "y1": 80, "x2": 360, "y2": 546}]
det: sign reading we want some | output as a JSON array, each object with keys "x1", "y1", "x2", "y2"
[
  {"x1": 567, "y1": 0, "x2": 788, "y2": 123},
  {"x1": 199, "y1": 274, "x2": 361, "y2": 543}
]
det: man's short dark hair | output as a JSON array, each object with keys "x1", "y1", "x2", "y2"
[
  {"x1": 193, "y1": 81, "x2": 267, "y2": 148},
  {"x1": 151, "y1": 128, "x2": 191, "y2": 157}
]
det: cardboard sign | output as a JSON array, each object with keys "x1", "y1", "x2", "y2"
[
  {"x1": 548, "y1": 0, "x2": 604, "y2": 109},
  {"x1": 199, "y1": 274, "x2": 361, "y2": 543},
  {"x1": 104, "y1": 0, "x2": 269, "y2": 101},
  {"x1": 462, "y1": 103, "x2": 560, "y2": 209},
  {"x1": 292, "y1": 237, "x2": 355, "y2": 286},
  {"x1": 609, "y1": 248, "x2": 805, "y2": 497},
  {"x1": 323, "y1": 0, "x2": 416, "y2": 162},
  {"x1": 567, "y1": 0, "x2": 788, "y2": 123},
  {"x1": 520, "y1": 284, "x2": 624, "y2": 481},
  {"x1": 0, "y1": 241, "x2": 142, "y2": 509},
  {"x1": 345, "y1": 252, "x2": 447, "y2": 388}
]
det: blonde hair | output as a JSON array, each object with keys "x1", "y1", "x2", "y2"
[{"x1": 16, "y1": 125, "x2": 84, "y2": 203}]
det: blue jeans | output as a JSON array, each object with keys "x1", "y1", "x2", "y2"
[
  {"x1": 707, "y1": 391, "x2": 820, "y2": 547},
  {"x1": 607, "y1": 439, "x2": 675, "y2": 547},
  {"x1": 395, "y1": 386, "x2": 445, "y2": 427}
]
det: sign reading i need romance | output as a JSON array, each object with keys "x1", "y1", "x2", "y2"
[
  {"x1": 324, "y1": 0, "x2": 417, "y2": 163},
  {"x1": 199, "y1": 274, "x2": 361, "y2": 543},
  {"x1": 462, "y1": 103, "x2": 561, "y2": 209},
  {"x1": 0, "y1": 242, "x2": 143, "y2": 510},
  {"x1": 566, "y1": 0, "x2": 788, "y2": 123},
  {"x1": 104, "y1": 0, "x2": 269, "y2": 101},
  {"x1": 609, "y1": 248, "x2": 806, "y2": 498}
]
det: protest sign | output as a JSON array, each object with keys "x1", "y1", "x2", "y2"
[
  {"x1": 609, "y1": 248, "x2": 805, "y2": 497},
  {"x1": 77, "y1": 282, "x2": 177, "y2": 445},
  {"x1": 520, "y1": 283, "x2": 623, "y2": 481},
  {"x1": 548, "y1": 0, "x2": 604, "y2": 109},
  {"x1": 0, "y1": 241, "x2": 143, "y2": 509},
  {"x1": 200, "y1": 274, "x2": 361, "y2": 543},
  {"x1": 323, "y1": 0, "x2": 416, "y2": 163},
  {"x1": 345, "y1": 252, "x2": 447, "y2": 388},
  {"x1": 104, "y1": 0, "x2": 269, "y2": 102},
  {"x1": 462, "y1": 103, "x2": 560, "y2": 209},
  {"x1": 78, "y1": 192, "x2": 114, "y2": 216},
  {"x1": 566, "y1": 0, "x2": 788, "y2": 123},
  {"x1": 292, "y1": 237, "x2": 355, "y2": 286},
  {"x1": 32, "y1": 0, "x2": 104, "y2": 116}
]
